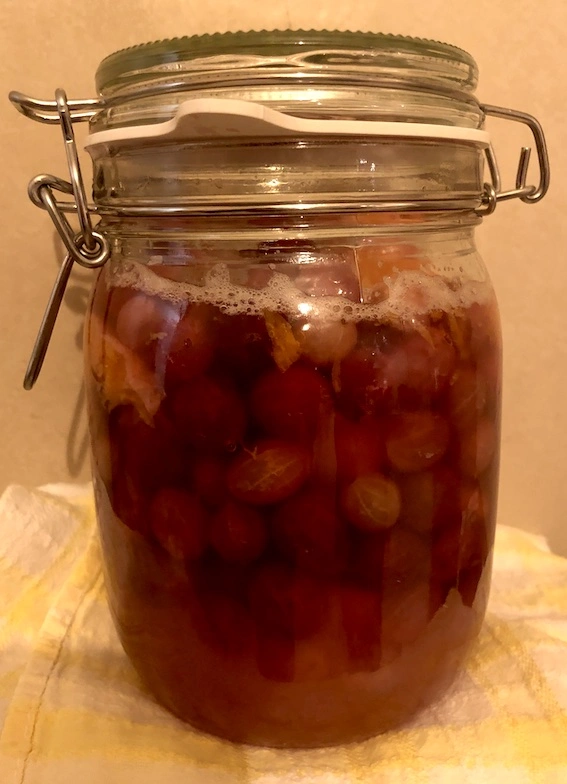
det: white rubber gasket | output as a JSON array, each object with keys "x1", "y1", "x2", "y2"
[{"x1": 85, "y1": 98, "x2": 489, "y2": 157}]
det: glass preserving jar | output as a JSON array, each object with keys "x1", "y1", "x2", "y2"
[{"x1": 10, "y1": 31, "x2": 550, "y2": 748}]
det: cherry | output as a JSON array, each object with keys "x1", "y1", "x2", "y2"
[
  {"x1": 189, "y1": 456, "x2": 228, "y2": 509},
  {"x1": 114, "y1": 289, "x2": 180, "y2": 355},
  {"x1": 251, "y1": 365, "x2": 332, "y2": 442},
  {"x1": 295, "y1": 319, "x2": 358, "y2": 365},
  {"x1": 170, "y1": 376, "x2": 246, "y2": 453},
  {"x1": 149, "y1": 487, "x2": 207, "y2": 560},
  {"x1": 227, "y1": 440, "x2": 311, "y2": 505},
  {"x1": 214, "y1": 312, "x2": 274, "y2": 382},
  {"x1": 209, "y1": 501, "x2": 267, "y2": 564},
  {"x1": 385, "y1": 411, "x2": 450, "y2": 472},
  {"x1": 248, "y1": 562, "x2": 330, "y2": 639},
  {"x1": 341, "y1": 473, "x2": 401, "y2": 532},
  {"x1": 336, "y1": 325, "x2": 454, "y2": 414},
  {"x1": 107, "y1": 406, "x2": 188, "y2": 533},
  {"x1": 395, "y1": 327, "x2": 456, "y2": 406},
  {"x1": 164, "y1": 302, "x2": 215, "y2": 387},
  {"x1": 334, "y1": 414, "x2": 385, "y2": 483},
  {"x1": 458, "y1": 417, "x2": 497, "y2": 478},
  {"x1": 398, "y1": 468, "x2": 460, "y2": 534},
  {"x1": 336, "y1": 336, "x2": 404, "y2": 416},
  {"x1": 271, "y1": 487, "x2": 348, "y2": 576}
]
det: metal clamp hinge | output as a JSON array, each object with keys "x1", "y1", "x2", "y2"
[
  {"x1": 477, "y1": 104, "x2": 550, "y2": 215},
  {"x1": 10, "y1": 89, "x2": 110, "y2": 389}
]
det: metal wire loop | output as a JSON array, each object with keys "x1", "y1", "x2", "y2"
[
  {"x1": 475, "y1": 183, "x2": 497, "y2": 216},
  {"x1": 29, "y1": 177, "x2": 110, "y2": 267},
  {"x1": 8, "y1": 90, "x2": 100, "y2": 124},
  {"x1": 481, "y1": 104, "x2": 550, "y2": 205},
  {"x1": 55, "y1": 89, "x2": 96, "y2": 251}
]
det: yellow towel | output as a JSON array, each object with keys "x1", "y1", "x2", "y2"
[{"x1": 1, "y1": 483, "x2": 566, "y2": 783}]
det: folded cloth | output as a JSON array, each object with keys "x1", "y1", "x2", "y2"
[{"x1": 0, "y1": 484, "x2": 566, "y2": 783}]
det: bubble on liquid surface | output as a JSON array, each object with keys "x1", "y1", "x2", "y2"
[{"x1": 110, "y1": 257, "x2": 493, "y2": 328}]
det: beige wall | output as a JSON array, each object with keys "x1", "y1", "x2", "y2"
[{"x1": 1, "y1": 1, "x2": 566, "y2": 552}]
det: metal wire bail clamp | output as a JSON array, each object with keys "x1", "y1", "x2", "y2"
[{"x1": 10, "y1": 89, "x2": 110, "y2": 389}]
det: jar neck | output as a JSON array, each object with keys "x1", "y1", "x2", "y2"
[
  {"x1": 92, "y1": 138, "x2": 485, "y2": 215},
  {"x1": 98, "y1": 210, "x2": 481, "y2": 254}
]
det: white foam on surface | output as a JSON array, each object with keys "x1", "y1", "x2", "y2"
[{"x1": 109, "y1": 259, "x2": 491, "y2": 323}]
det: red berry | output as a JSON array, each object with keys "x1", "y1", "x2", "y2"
[
  {"x1": 227, "y1": 440, "x2": 311, "y2": 505},
  {"x1": 171, "y1": 376, "x2": 246, "y2": 453},
  {"x1": 396, "y1": 327, "x2": 456, "y2": 406},
  {"x1": 251, "y1": 366, "x2": 332, "y2": 442},
  {"x1": 341, "y1": 473, "x2": 401, "y2": 532},
  {"x1": 149, "y1": 487, "x2": 207, "y2": 560},
  {"x1": 114, "y1": 289, "x2": 180, "y2": 355},
  {"x1": 108, "y1": 406, "x2": 189, "y2": 533},
  {"x1": 334, "y1": 414, "x2": 385, "y2": 482},
  {"x1": 190, "y1": 456, "x2": 228, "y2": 508},
  {"x1": 337, "y1": 344, "x2": 398, "y2": 416},
  {"x1": 214, "y1": 312, "x2": 273, "y2": 381},
  {"x1": 209, "y1": 501, "x2": 267, "y2": 564},
  {"x1": 271, "y1": 487, "x2": 348, "y2": 576},
  {"x1": 337, "y1": 326, "x2": 455, "y2": 414},
  {"x1": 165, "y1": 302, "x2": 215, "y2": 386},
  {"x1": 386, "y1": 411, "x2": 450, "y2": 472}
]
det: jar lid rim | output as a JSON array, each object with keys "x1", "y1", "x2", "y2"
[{"x1": 96, "y1": 29, "x2": 477, "y2": 94}]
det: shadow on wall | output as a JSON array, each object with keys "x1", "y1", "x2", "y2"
[{"x1": 50, "y1": 229, "x2": 94, "y2": 479}]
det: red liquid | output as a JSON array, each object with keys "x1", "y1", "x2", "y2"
[{"x1": 86, "y1": 253, "x2": 501, "y2": 747}]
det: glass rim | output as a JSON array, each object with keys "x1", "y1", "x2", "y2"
[{"x1": 96, "y1": 29, "x2": 477, "y2": 94}]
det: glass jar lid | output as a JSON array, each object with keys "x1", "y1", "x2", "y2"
[
  {"x1": 96, "y1": 29, "x2": 478, "y2": 93},
  {"x1": 91, "y1": 30, "x2": 483, "y2": 132}
]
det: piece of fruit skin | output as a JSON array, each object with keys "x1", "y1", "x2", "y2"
[
  {"x1": 341, "y1": 473, "x2": 401, "y2": 532},
  {"x1": 227, "y1": 440, "x2": 311, "y2": 505}
]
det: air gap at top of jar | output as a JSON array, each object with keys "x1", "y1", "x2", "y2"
[{"x1": 10, "y1": 30, "x2": 550, "y2": 748}]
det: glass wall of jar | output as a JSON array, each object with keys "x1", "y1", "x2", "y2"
[{"x1": 85, "y1": 207, "x2": 501, "y2": 747}]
